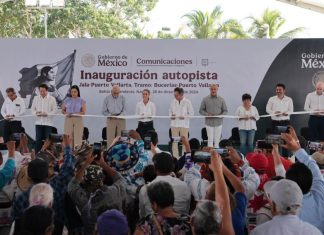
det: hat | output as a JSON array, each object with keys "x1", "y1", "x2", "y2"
[
  {"x1": 17, "y1": 165, "x2": 33, "y2": 192},
  {"x1": 84, "y1": 165, "x2": 104, "y2": 188},
  {"x1": 246, "y1": 153, "x2": 268, "y2": 172},
  {"x1": 106, "y1": 143, "x2": 139, "y2": 172},
  {"x1": 74, "y1": 143, "x2": 93, "y2": 167},
  {"x1": 264, "y1": 179, "x2": 303, "y2": 213},
  {"x1": 97, "y1": 209, "x2": 128, "y2": 235},
  {"x1": 312, "y1": 151, "x2": 324, "y2": 165},
  {"x1": 27, "y1": 158, "x2": 49, "y2": 184}
]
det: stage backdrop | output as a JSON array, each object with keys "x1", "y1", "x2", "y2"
[{"x1": 0, "y1": 39, "x2": 322, "y2": 144}]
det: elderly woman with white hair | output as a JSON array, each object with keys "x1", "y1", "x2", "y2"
[{"x1": 10, "y1": 183, "x2": 54, "y2": 235}]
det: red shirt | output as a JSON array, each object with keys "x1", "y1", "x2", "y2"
[{"x1": 266, "y1": 154, "x2": 292, "y2": 178}]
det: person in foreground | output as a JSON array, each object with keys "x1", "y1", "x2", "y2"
[
  {"x1": 191, "y1": 150, "x2": 235, "y2": 235},
  {"x1": 251, "y1": 178, "x2": 321, "y2": 235}
]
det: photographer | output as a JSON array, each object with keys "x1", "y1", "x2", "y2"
[{"x1": 68, "y1": 148, "x2": 126, "y2": 235}]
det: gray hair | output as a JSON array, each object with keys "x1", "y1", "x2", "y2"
[
  {"x1": 29, "y1": 183, "x2": 54, "y2": 207},
  {"x1": 192, "y1": 200, "x2": 222, "y2": 235}
]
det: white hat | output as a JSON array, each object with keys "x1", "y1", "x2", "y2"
[{"x1": 264, "y1": 179, "x2": 303, "y2": 213}]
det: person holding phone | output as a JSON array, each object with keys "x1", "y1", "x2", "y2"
[
  {"x1": 135, "y1": 89, "x2": 156, "y2": 140},
  {"x1": 235, "y1": 93, "x2": 260, "y2": 155},
  {"x1": 31, "y1": 84, "x2": 57, "y2": 153},
  {"x1": 61, "y1": 85, "x2": 86, "y2": 148}
]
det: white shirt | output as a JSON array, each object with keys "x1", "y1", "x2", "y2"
[
  {"x1": 139, "y1": 175, "x2": 191, "y2": 219},
  {"x1": 31, "y1": 94, "x2": 57, "y2": 126},
  {"x1": 1, "y1": 97, "x2": 26, "y2": 121},
  {"x1": 251, "y1": 215, "x2": 321, "y2": 235},
  {"x1": 136, "y1": 100, "x2": 156, "y2": 122},
  {"x1": 266, "y1": 95, "x2": 294, "y2": 121},
  {"x1": 304, "y1": 92, "x2": 324, "y2": 115},
  {"x1": 235, "y1": 105, "x2": 260, "y2": 130},
  {"x1": 169, "y1": 97, "x2": 194, "y2": 128}
]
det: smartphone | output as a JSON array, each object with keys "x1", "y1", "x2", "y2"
[
  {"x1": 275, "y1": 126, "x2": 289, "y2": 134},
  {"x1": 144, "y1": 136, "x2": 151, "y2": 150},
  {"x1": 10, "y1": 133, "x2": 21, "y2": 142},
  {"x1": 192, "y1": 151, "x2": 211, "y2": 163},
  {"x1": 308, "y1": 141, "x2": 324, "y2": 151},
  {"x1": 172, "y1": 136, "x2": 181, "y2": 143},
  {"x1": 256, "y1": 140, "x2": 273, "y2": 150},
  {"x1": 214, "y1": 148, "x2": 229, "y2": 157},
  {"x1": 265, "y1": 134, "x2": 284, "y2": 145},
  {"x1": 92, "y1": 142, "x2": 102, "y2": 159},
  {"x1": 120, "y1": 130, "x2": 130, "y2": 142},
  {"x1": 49, "y1": 134, "x2": 63, "y2": 143}
]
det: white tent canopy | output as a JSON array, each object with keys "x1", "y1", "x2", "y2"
[{"x1": 277, "y1": 0, "x2": 324, "y2": 13}]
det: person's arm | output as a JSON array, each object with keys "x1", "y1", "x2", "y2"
[
  {"x1": 188, "y1": 100, "x2": 194, "y2": 116},
  {"x1": 221, "y1": 99, "x2": 228, "y2": 115},
  {"x1": 151, "y1": 102, "x2": 156, "y2": 117},
  {"x1": 272, "y1": 144, "x2": 286, "y2": 177},
  {"x1": 68, "y1": 153, "x2": 94, "y2": 209},
  {"x1": 0, "y1": 101, "x2": 6, "y2": 118},
  {"x1": 80, "y1": 100, "x2": 86, "y2": 115},
  {"x1": 102, "y1": 96, "x2": 110, "y2": 116},
  {"x1": 119, "y1": 96, "x2": 126, "y2": 115},
  {"x1": 282, "y1": 129, "x2": 324, "y2": 189},
  {"x1": 304, "y1": 93, "x2": 311, "y2": 111},
  {"x1": 209, "y1": 151, "x2": 235, "y2": 235},
  {"x1": 135, "y1": 102, "x2": 141, "y2": 116},
  {"x1": 254, "y1": 106, "x2": 260, "y2": 121},
  {"x1": 199, "y1": 98, "x2": 208, "y2": 116},
  {"x1": 0, "y1": 141, "x2": 15, "y2": 190},
  {"x1": 288, "y1": 98, "x2": 294, "y2": 114},
  {"x1": 266, "y1": 98, "x2": 273, "y2": 115},
  {"x1": 227, "y1": 146, "x2": 260, "y2": 199},
  {"x1": 47, "y1": 97, "x2": 57, "y2": 115},
  {"x1": 61, "y1": 102, "x2": 67, "y2": 114},
  {"x1": 31, "y1": 96, "x2": 38, "y2": 115},
  {"x1": 222, "y1": 163, "x2": 245, "y2": 193},
  {"x1": 17, "y1": 98, "x2": 26, "y2": 117},
  {"x1": 19, "y1": 133, "x2": 30, "y2": 154}
]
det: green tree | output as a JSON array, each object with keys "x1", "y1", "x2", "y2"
[
  {"x1": 182, "y1": 6, "x2": 247, "y2": 39},
  {"x1": 248, "y1": 8, "x2": 305, "y2": 38},
  {"x1": 0, "y1": 0, "x2": 157, "y2": 38}
]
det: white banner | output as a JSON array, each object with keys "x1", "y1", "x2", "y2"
[{"x1": 1, "y1": 39, "x2": 319, "y2": 143}]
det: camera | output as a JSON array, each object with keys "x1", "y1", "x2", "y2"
[
  {"x1": 308, "y1": 141, "x2": 324, "y2": 151},
  {"x1": 120, "y1": 130, "x2": 130, "y2": 142},
  {"x1": 192, "y1": 151, "x2": 211, "y2": 163},
  {"x1": 256, "y1": 140, "x2": 273, "y2": 149},
  {"x1": 144, "y1": 136, "x2": 151, "y2": 150},
  {"x1": 49, "y1": 134, "x2": 63, "y2": 143},
  {"x1": 265, "y1": 134, "x2": 284, "y2": 145},
  {"x1": 172, "y1": 136, "x2": 181, "y2": 143},
  {"x1": 92, "y1": 142, "x2": 102, "y2": 160}
]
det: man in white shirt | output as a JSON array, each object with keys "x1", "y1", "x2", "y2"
[
  {"x1": 138, "y1": 152, "x2": 191, "y2": 219},
  {"x1": 1, "y1": 88, "x2": 26, "y2": 143},
  {"x1": 304, "y1": 81, "x2": 324, "y2": 141},
  {"x1": 266, "y1": 83, "x2": 294, "y2": 131},
  {"x1": 31, "y1": 84, "x2": 57, "y2": 153},
  {"x1": 252, "y1": 179, "x2": 321, "y2": 235},
  {"x1": 169, "y1": 87, "x2": 194, "y2": 158}
]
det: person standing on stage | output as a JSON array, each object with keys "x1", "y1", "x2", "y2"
[
  {"x1": 61, "y1": 85, "x2": 86, "y2": 148},
  {"x1": 102, "y1": 85, "x2": 126, "y2": 146},
  {"x1": 1, "y1": 88, "x2": 26, "y2": 142},
  {"x1": 31, "y1": 84, "x2": 57, "y2": 153},
  {"x1": 169, "y1": 87, "x2": 194, "y2": 158},
  {"x1": 266, "y1": 83, "x2": 294, "y2": 130},
  {"x1": 199, "y1": 84, "x2": 228, "y2": 148},
  {"x1": 135, "y1": 89, "x2": 156, "y2": 139},
  {"x1": 304, "y1": 81, "x2": 324, "y2": 141},
  {"x1": 235, "y1": 93, "x2": 260, "y2": 155}
]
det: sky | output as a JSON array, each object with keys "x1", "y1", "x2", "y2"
[{"x1": 144, "y1": 0, "x2": 324, "y2": 38}]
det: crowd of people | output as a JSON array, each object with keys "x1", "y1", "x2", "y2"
[{"x1": 0, "y1": 81, "x2": 322, "y2": 235}]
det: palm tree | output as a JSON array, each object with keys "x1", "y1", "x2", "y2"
[
  {"x1": 248, "y1": 8, "x2": 305, "y2": 38},
  {"x1": 183, "y1": 6, "x2": 247, "y2": 39}
]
